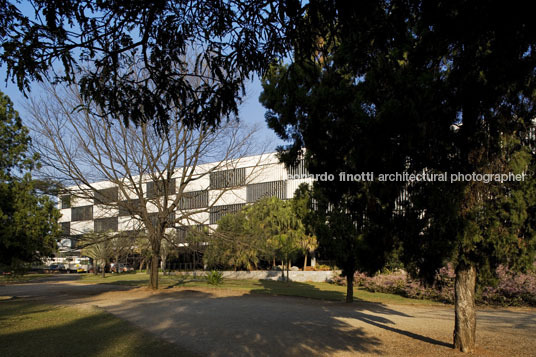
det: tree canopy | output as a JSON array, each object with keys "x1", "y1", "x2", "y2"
[
  {"x1": 204, "y1": 195, "x2": 314, "y2": 276},
  {"x1": 260, "y1": 0, "x2": 536, "y2": 351},
  {"x1": 0, "y1": 0, "x2": 302, "y2": 131}
]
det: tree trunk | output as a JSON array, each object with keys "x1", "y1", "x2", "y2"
[
  {"x1": 149, "y1": 255, "x2": 159, "y2": 289},
  {"x1": 287, "y1": 256, "x2": 290, "y2": 283},
  {"x1": 303, "y1": 253, "x2": 308, "y2": 271},
  {"x1": 346, "y1": 271, "x2": 354, "y2": 303},
  {"x1": 101, "y1": 263, "x2": 106, "y2": 278},
  {"x1": 93, "y1": 258, "x2": 98, "y2": 275},
  {"x1": 193, "y1": 247, "x2": 197, "y2": 279},
  {"x1": 139, "y1": 258, "x2": 145, "y2": 271},
  {"x1": 454, "y1": 263, "x2": 477, "y2": 353},
  {"x1": 161, "y1": 257, "x2": 167, "y2": 276},
  {"x1": 115, "y1": 255, "x2": 120, "y2": 274}
]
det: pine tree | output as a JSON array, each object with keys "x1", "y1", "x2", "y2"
[
  {"x1": 260, "y1": 1, "x2": 536, "y2": 351},
  {"x1": 0, "y1": 91, "x2": 60, "y2": 273}
]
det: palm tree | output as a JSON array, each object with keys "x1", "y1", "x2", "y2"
[{"x1": 298, "y1": 234, "x2": 318, "y2": 271}]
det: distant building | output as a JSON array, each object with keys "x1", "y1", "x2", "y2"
[{"x1": 57, "y1": 153, "x2": 313, "y2": 254}]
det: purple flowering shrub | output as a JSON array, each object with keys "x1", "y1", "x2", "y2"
[
  {"x1": 479, "y1": 265, "x2": 536, "y2": 306},
  {"x1": 333, "y1": 263, "x2": 536, "y2": 306}
]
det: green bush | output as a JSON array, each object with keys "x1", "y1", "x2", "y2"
[{"x1": 205, "y1": 270, "x2": 224, "y2": 285}]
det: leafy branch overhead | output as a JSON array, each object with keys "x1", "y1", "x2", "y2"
[{"x1": 0, "y1": 0, "x2": 302, "y2": 131}]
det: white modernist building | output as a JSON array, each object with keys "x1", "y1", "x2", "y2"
[{"x1": 57, "y1": 152, "x2": 312, "y2": 252}]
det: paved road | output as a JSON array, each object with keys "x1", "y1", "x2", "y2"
[{"x1": 2, "y1": 280, "x2": 535, "y2": 356}]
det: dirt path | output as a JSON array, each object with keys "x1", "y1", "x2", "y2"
[{"x1": 1, "y1": 279, "x2": 535, "y2": 356}]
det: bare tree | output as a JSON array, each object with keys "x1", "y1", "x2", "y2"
[{"x1": 29, "y1": 82, "x2": 267, "y2": 289}]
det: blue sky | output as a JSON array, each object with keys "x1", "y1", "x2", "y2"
[
  {"x1": 0, "y1": 70, "x2": 283, "y2": 151},
  {"x1": 0, "y1": 70, "x2": 283, "y2": 152},
  {"x1": 237, "y1": 75, "x2": 285, "y2": 151}
]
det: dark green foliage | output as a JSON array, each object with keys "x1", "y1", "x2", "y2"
[
  {"x1": 296, "y1": 184, "x2": 395, "y2": 276},
  {"x1": 0, "y1": 1, "x2": 300, "y2": 131},
  {"x1": 0, "y1": 91, "x2": 60, "y2": 272},
  {"x1": 260, "y1": 2, "x2": 536, "y2": 314},
  {"x1": 249, "y1": 196, "x2": 304, "y2": 268},
  {"x1": 204, "y1": 196, "x2": 310, "y2": 272},
  {"x1": 261, "y1": 57, "x2": 404, "y2": 291},
  {"x1": 0, "y1": 92, "x2": 36, "y2": 176},
  {"x1": 399, "y1": 132, "x2": 536, "y2": 286},
  {"x1": 290, "y1": 183, "x2": 315, "y2": 236},
  {"x1": 0, "y1": 175, "x2": 60, "y2": 271},
  {"x1": 204, "y1": 210, "x2": 260, "y2": 271}
]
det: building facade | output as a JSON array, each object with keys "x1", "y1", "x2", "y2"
[{"x1": 57, "y1": 153, "x2": 312, "y2": 253}]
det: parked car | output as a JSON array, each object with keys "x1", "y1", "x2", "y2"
[
  {"x1": 110, "y1": 263, "x2": 134, "y2": 273},
  {"x1": 89, "y1": 265, "x2": 111, "y2": 274},
  {"x1": 49, "y1": 264, "x2": 66, "y2": 271}
]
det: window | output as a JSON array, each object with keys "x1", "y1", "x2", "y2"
[
  {"x1": 70, "y1": 235, "x2": 83, "y2": 249},
  {"x1": 94, "y1": 217, "x2": 118, "y2": 232},
  {"x1": 175, "y1": 225, "x2": 207, "y2": 242},
  {"x1": 246, "y1": 181, "x2": 286, "y2": 203},
  {"x1": 71, "y1": 206, "x2": 93, "y2": 221},
  {"x1": 210, "y1": 168, "x2": 246, "y2": 189},
  {"x1": 118, "y1": 199, "x2": 141, "y2": 216},
  {"x1": 179, "y1": 190, "x2": 208, "y2": 209},
  {"x1": 287, "y1": 160, "x2": 309, "y2": 177},
  {"x1": 94, "y1": 187, "x2": 118, "y2": 205},
  {"x1": 209, "y1": 203, "x2": 245, "y2": 224},
  {"x1": 146, "y1": 179, "x2": 176, "y2": 198},
  {"x1": 61, "y1": 222, "x2": 70, "y2": 236},
  {"x1": 148, "y1": 212, "x2": 176, "y2": 228},
  {"x1": 60, "y1": 195, "x2": 71, "y2": 209}
]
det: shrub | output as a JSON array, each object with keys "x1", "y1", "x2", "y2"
[
  {"x1": 314, "y1": 264, "x2": 334, "y2": 271},
  {"x1": 332, "y1": 263, "x2": 536, "y2": 306},
  {"x1": 479, "y1": 265, "x2": 536, "y2": 306},
  {"x1": 304, "y1": 265, "x2": 335, "y2": 271},
  {"x1": 205, "y1": 270, "x2": 224, "y2": 285}
]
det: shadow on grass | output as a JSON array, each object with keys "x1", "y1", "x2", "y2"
[
  {"x1": 0, "y1": 278, "x2": 138, "y2": 305},
  {"x1": 97, "y1": 281, "x2": 456, "y2": 356},
  {"x1": 164, "y1": 278, "x2": 204, "y2": 289},
  {"x1": 249, "y1": 279, "x2": 452, "y2": 349},
  {"x1": 99, "y1": 289, "x2": 383, "y2": 356},
  {"x1": 90, "y1": 279, "x2": 152, "y2": 287},
  {"x1": 0, "y1": 273, "x2": 83, "y2": 286},
  {"x1": 0, "y1": 300, "x2": 195, "y2": 357},
  {"x1": 249, "y1": 279, "x2": 349, "y2": 301},
  {"x1": 0, "y1": 277, "x2": 453, "y2": 354}
]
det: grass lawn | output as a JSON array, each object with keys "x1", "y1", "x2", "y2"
[
  {"x1": 0, "y1": 299, "x2": 196, "y2": 357},
  {"x1": 79, "y1": 272, "x2": 444, "y2": 306},
  {"x1": 0, "y1": 273, "x2": 54, "y2": 285}
]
